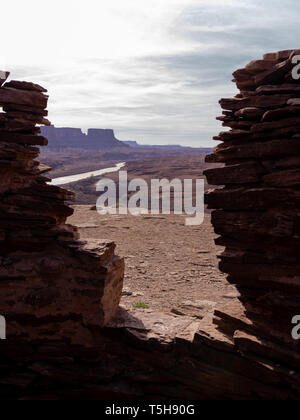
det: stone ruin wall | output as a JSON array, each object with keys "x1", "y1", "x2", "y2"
[
  {"x1": 205, "y1": 49, "x2": 300, "y2": 354},
  {"x1": 0, "y1": 50, "x2": 300, "y2": 400},
  {"x1": 0, "y1": 74, "x2": 124, "y2": 346}
]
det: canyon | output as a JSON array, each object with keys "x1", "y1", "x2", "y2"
[{"x1": 1, "y1": 49, "x2": 300, "y2": 400}]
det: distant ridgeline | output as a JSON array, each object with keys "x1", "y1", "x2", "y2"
[
  {"x1": 42, "y1": 126, "x2": 211, "y2": 151},
  {"x1": 41, "y1": 125, "x2": 129, "y2": 150},
  {"x1": 124, "y1": 140, "x2": 212, "y2": 152}
]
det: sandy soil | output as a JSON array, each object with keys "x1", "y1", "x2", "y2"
[{"x1": 69, "y1": 206, "x2": 238, "y2": 318}]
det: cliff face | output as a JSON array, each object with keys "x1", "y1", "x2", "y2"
[{"x1": 41, "y1": 125, "x2": 129, "y2": 150}]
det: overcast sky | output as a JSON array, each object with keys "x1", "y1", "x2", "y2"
[{"x1": 1, "y1": 0, "x2": 300, "y2": 146}]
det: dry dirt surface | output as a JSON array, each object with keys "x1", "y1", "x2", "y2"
[{"x1": 69, "y1": 206, "x2": 238, "y2": 319}]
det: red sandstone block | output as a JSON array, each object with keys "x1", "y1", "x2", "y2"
[
  {"x1": 220, "y1": 94, "x2": 293, "y2": 111},
  {"x1": 205, "y1": 187, "x2": 300, "y2": 210},
  {"x1": 4, "y1": 80, "x2": 47, "y2": 93},
  {"x1": 251, "y1": 116, "x2": 300, "y2": 133},
  {"x1": 0, "y1": 87, "x2": 48, "y2": 109},
  {"x1": 263, "y1": 168, "x2": 300, "y2": 187},
  {"x1": 0, "y1": 132, "x2": 48, "y2": 146},
  {"x1": 206, "y1": 138, "x2": 300, "y2": 164},
  {"x1": 204, "y1": 162, "x2": 265, "y2": 185},
  {"x1": 3, "y1": 103, "x2": 48, "y2": 116},
  {"x1": 262, "y1": 106, "x2": 300, "y2": 122}
]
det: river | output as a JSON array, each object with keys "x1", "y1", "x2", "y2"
[{"x1": 49, "y1": 162, "x2": 126, "y2": 186}]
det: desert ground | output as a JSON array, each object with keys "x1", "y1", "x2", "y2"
[
  {"x1": 69, "y1": 207, "x2": 238, "y2": 317},
  {"x1": 42, "y1": 148, "x2": 236, "y2": 318}
]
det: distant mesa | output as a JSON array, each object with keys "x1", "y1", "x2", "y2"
[
  {"x1": 41, "y1": 125, "x2": 211, "y2": 152},
  {"x1": 41, "y1": 125, "x2": 129, "y2": 150}
]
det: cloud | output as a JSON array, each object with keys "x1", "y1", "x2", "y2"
[{"x1": 2, "y1": 0, "x2": 300, "y2": 146}]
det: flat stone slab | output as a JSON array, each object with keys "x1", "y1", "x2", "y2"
[{"x1": 107, "y1": 306, "x2": 200, "y2": 345}]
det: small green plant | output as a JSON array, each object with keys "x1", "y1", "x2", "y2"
[
  {"x1": 133, "y1": 302, "x2": 149, "y2": 309},
  {"x1": 142, "y1": 216, "x2": 151, "y2": 220},
  {"x1": 99, "y1": 221, "x2": 107, "y2": 226}
]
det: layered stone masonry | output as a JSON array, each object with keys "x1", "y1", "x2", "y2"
[
  {"x1": 0, "y1": 73, "x2": 125, "y2": 346},
  {"x1": 204, "y1": 49, "x2": 300, "y2": 363}
]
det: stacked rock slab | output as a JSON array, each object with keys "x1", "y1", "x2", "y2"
[
  {"x1": 0, "y1": 73, "x2": 124, "y2": 346},
  {"x1": 204, "y1": 50, "x2": 300, "y2": 377}
]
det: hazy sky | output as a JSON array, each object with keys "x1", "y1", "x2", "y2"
[{"x1": 1, "y1": 0, "x2": 300, "y2": 146}]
